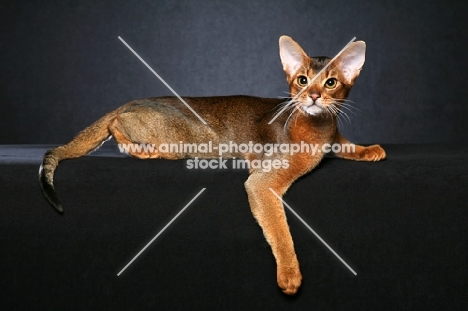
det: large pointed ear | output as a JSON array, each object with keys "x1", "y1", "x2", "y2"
[
  {"x1": 334, "y1": 41, "x2": 366, "y2": 83},
  {"x1": 279, "y1": 36, "x2": 309, "y2": 76}
]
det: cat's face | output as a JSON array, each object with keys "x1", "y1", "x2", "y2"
[{"x1": 279, "y1": 36, "x2": 365, "y2": 116}]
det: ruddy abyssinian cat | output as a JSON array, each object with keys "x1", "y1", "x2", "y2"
[{"x1": 40, "y1": 36, "x2": 385, "y2": 295}]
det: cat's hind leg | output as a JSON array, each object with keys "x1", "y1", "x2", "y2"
[{"x1": 109, "y1": 116, "x2": 160, "y2": 159}]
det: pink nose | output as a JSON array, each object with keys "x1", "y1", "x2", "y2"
[{"x1": 310, "y1": 93, "x2": 320, "y2": 102}]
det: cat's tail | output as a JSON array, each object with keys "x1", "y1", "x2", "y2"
[{"x1": 39, "y1": 110, "x2": 120, "y2": 213}]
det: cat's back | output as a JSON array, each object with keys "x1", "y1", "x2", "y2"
[{"x1": 123, "y1": 95, "x2": 284, "y2": 123}]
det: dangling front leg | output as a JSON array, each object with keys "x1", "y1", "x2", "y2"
[
  {"x1": 245, "y1": 169, "x2": 302, "y2": 295},
  {"x1": 243, "y1": 148, "x2": 324, "y2": 295},
  {"x1": 333, "y1": 132, "x2": 386, "y2": 161}
]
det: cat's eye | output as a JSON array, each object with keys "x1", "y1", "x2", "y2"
[
  {"x1": 324, "y1": 78, "x2": 337, "y2": 89},
  {"x1": 297, "y1": 76, "x2": 308, "y2": 87}
]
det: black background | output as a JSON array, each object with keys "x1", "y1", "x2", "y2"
[{"x1": 1, "y1": 0, "x2": 467, "y2": 144}]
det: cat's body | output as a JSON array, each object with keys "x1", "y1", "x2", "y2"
[
  {"x1": 110, "y1": 96, "x2": 292, "y2": 159},
  {"x1": 39, "y1": 36, "x2": 385, "y2": 295}
]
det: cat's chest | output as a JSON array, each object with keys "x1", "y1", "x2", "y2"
[{"x1": 288, "y1": 115, "x2": 336, "y2": 146}]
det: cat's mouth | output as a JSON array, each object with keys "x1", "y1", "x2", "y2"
[{"x1": 302, "y1": 102, "x2": 325, "y2": 116}]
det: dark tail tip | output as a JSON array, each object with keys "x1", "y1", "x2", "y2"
[{"x1": 39, "y1": 165, "x2": 64, "y2": 214}]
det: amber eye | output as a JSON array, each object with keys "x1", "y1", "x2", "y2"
[
  {"x1": 325, "y1": 78, "x2": 337, "y2": 88},
  {"x1": 297, "y1": 76, "x2": 308, "y2": 87}
]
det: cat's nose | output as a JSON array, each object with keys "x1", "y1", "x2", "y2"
[{"x1": 310, "y1": 93, "x2": 320, "y2": 102}]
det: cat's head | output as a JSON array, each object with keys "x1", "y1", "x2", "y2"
[{"x1": 279, "y1": 36, "x2": 365, "y2": 116}]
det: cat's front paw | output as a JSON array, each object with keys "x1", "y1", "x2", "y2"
[
  {"x1": 277, "y1": 266, "x2": 302, "y2": 295},
  {"x1": 359, "y1": 144, "x2": 386, "y2": 162}
]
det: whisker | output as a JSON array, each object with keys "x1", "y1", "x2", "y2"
[
  {"x1": 330, "y1": 103, "x2": 352, "y2": 127},
  {"x1": 283, "y1": 103, "x2": 302, "y2": 132},
  {"x1": 332, "y1": 98, "x2": 363, "y2": 113},
  {"x1": 332, "y1": 103, "x2": 352, "y2": 125},
  {"x1": 328, "y1": 103, "x2": 339, "y2": 115},
  {"x1": 340, "y1": 103, "x2": 362, "y2": 114},
  {"x1": 270, "y1": 98, "x2": 298, "y2": 124},
  {"x1": 326, "y1": 105, "x2": 342, "y2": 128},
  {"x1": 270, "y1": 99, "x2": 292, "y2": 112},
  {"x1": 337, "y1": 104, "x2": 357, "y2": 116},
  {"x1": 329, "y1": 105, "x2": 341, "y2": 119},
  {"x1": 284, "y1": 109, "x2": 296, "y2": 132},
  {"x1": 341, "y1": 112, "x2": 352, "y2": 125},
  {"x1": 293, "y1": 105, "x2": 302, "y2": 128}
]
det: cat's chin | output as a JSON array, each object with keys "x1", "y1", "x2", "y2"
[{"x1": 302, "y1": 104, "x2": 324, "y2": 116}]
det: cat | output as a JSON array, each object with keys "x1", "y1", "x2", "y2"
[{"x1": 39, "y1": 35, "x2": 385, "y2": 295}]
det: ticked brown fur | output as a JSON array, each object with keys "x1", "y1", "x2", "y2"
[{"x1": 40, "y1": 36, "x2": 385, "y2": 295}]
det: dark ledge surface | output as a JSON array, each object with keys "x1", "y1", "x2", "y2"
[{"x1": 0, "y1": 144, "x2": 467, "y2": 309}]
